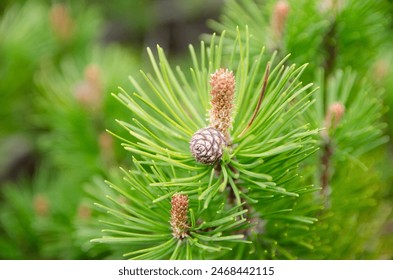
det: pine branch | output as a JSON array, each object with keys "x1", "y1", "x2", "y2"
[
  {"x1": 91, "y1": 27, "x2": 321, "y2": 260},
  {"x1": 321, "y1": 20, "x2": 337, "y2": 82},
  {"x1": 320, "y1": 138, "x2": 333, "y2": 199}
]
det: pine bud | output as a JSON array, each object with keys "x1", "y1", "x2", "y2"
[
  {"x1": 190, "y1": 127, "x2": 226, "y2": 165},
  {"x1": 74, "y1": 64, "x2": 102, "y2": 111},
  {"x1": 170, "y1": 194, "x2": 189, "y2": 239},
  {"x1": 99, "y1": 131, "x2": 115, "y2": 166},
  {"x1": 33, "y1": 194, "x2": 49, "y2": 217},
  {"x1": 271, "y1": 1, "x2": 290, "y2": 41},
  {"x1": 325, "y1": 102, "x2": 345, "y2": 129},
  {"x1": 77, "y1": 204, "x2": 91, "y2": 220},
  {"x1": 373, "y1": 60, "x2": 390, "y2": 83},
  {"x1": 49, "y1": 3, "x2": 74, "y2": 42},
  {"x1": 209, "y1": 68, "x2": 235, "y2": 139}
]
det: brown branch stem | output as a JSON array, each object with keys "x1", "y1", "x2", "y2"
[
  {"x1": 322, "y1": 21, "x2": 337, "y2": 80},
  {"x1": 320, "y1": 137, "x2": 333, "y2": 205},
  {"x1": 319, "y1": 18, "x2": 338, "y2": 204}
]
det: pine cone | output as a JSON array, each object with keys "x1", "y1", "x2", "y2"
[{"x1": 190, "y1": 127, "x2": 226, "y2": 165}]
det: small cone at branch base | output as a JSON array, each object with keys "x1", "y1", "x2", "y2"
[{"x1": 190, "y1": 127, "x2": 226, "y2": 165}]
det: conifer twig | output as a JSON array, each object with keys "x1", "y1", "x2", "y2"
[
  {"x1": 322, "y1": 21, "x2": 337, "y2": 85},
  {"x1": 320, "y1": 139, "x2": 332, "y2": 198},
  {"x1": 320, "y1": 102, "x2": 345, "y2": 202}
]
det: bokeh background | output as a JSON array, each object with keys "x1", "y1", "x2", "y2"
[
  {"x1": 0, "y1": 0, "x2": 392, "y2": 259},
  {"x1": 0, "y1": 0, "x2": 224, "y2": 259}
]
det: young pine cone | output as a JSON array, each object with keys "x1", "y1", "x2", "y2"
[
  {"x1": 170, "y1": 194, "x2": 189, "y2": 239},
  {"x1": 209, "y1": 68, "x2": 235, "y2": 139},
  {"x1": 190, "y1": 127, "x2": 226, "y2": 165}
]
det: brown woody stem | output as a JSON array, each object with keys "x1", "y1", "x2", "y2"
[{"x1": 320, "y1": 138, "x2": 333, "y2": 201}]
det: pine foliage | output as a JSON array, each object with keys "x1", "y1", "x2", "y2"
[
  {"x1": 91, "y1": 29, "x2": 323, "y2": 259},
  {"x1": 91, "y1": 0, "x2": 392, "y2": 259},
  {"x1": 0, "y1": 1, "x2": 137, "y2": 259}
]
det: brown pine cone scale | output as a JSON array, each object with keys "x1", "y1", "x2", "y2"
[{"x1": 190, "y1": 127, "x2": 226, "y2": 165}]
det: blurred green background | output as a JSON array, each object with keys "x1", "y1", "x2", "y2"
[
  {"x1": 0, "y1": 0, "x2": 392, "y2": 259},
  {"x1": 0, "y1": 0, "x2": 223, "y2": 259}
]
